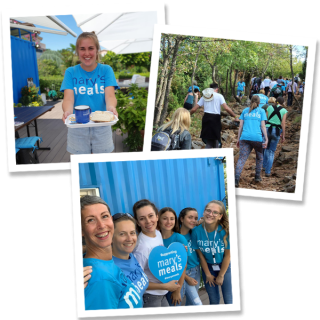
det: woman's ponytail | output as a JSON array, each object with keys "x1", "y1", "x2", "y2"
[{"x1": 249, "y1": 95, "x2": 260, "y2": 113}]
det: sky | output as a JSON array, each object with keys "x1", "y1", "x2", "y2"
[{"x1": 35, "y1": 15, "x2": 108, "y2": 51}]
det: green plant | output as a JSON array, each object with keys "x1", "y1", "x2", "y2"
[
  {"x1": 19, "y1": 85, "x2": 43, "y2": 107},
  {"x1": 293, "y1": 115, "x2": 302, "y2": 124},
  {"x1": 113, "y1": 84, "x2": 147, "y2": 151}
]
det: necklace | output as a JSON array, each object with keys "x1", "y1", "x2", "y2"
[{"x1": 82, "y1": 63, "x2": 98, "y2": 80}]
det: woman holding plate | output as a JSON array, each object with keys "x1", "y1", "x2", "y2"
[{"x1": 60, "y1": 32, "x2": 119, "y2": 154}]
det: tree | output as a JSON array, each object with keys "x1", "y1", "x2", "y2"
[
  {"x1": 38, "y1": 49, "x2": 64, "y2": 66},
  {"x1": 37, "y1": 59, "x2": 61, "y2": 77},
  {"x1": 118, "y1": 52, "x2": 151, "y2": 70}
]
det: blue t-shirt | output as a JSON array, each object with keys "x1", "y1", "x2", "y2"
[
  {"x1": 237, "y1": 82, "x2": 245, "y2": 91},
  {"x1": 186, "y1": 94, "x2": 194, "y2": 104},
  {"x1": 191, "y1": 224, "x2": 229, "y2": 265},
  {"x1": 239, "y1": 107, "x2": 267, "y2": 142},
  {"x1": 83, "y1": 258, "x2": 142, "y2": 310},
  {"x1": 253, "y1": 94, "x2": 269, "y2": 108},
  {"x1": 182, "y1": 232, "x2": 200, "y2": 270},
  {"x1": 113, "y1": 253, "x2": 149, "y2": 302},
  {"x1": 163, "y1": 232, "x2": 190, "y2": 258},
  {"x1": 60, "y1": 63, "x2": 119, "y2": 112},
  {"x1": 188, "y1": 85, "x2": 200, "y2": 92}
]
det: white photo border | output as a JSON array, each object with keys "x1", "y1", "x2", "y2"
[
  {"x1": 3, "y1": 2, "x2": 166, "y2": 172},
  {"x1": 70, "y1": 148, "x2": 240, "y2": 317},
  {"x1": 144, "y1": 24, "x2": 317, "y2": 201}
]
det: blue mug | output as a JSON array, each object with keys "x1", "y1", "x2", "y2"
[{"x1": 75, "y1": 105, "x2": 91, "y2": 124}]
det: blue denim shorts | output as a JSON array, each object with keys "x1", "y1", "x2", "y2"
[{"x1": 67, "y1": 126, "x2": 114, "y2": 154}]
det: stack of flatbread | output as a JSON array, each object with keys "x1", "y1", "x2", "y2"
[{"x1": 91, "y1": 111, "x2": 114, "y2": 122}]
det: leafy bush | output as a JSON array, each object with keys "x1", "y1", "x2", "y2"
[
  {"x1": 19, "y1": 85, "x2": 43, "y2": 107},
  {"x1": 117, "y1": 72, "x2": 150, "y2": 80},
  {"x1": 113, "y1": 84, "x2": 147, "y2": 151},
  {"x1": 39, "y1": 78, "x2": 64, "y2": 99}
]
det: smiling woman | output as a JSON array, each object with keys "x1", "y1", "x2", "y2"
[
  {"x1": 157, "y1": 207, "x2": 190, "y2": 307},
  {"x1": 81, "y1": 195, "x2": 142, "y2": 310},
  {"x1": 132, "y1": 199, "x2": 180, "y2": 308},
  {"x1": 60, "y1": 32, "x2": 119, "y2": 155},
  {"x1": 112, "y1": 214, "x2": 149, "y2": 301},
  {"x1": 191, "y1": 200, "x2": 232, "y2": 305}
]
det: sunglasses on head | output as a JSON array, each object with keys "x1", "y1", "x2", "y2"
[{"x1": 112, "y1": 212, "x2": 134, "y2": 221}]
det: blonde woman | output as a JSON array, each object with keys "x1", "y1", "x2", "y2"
[
  {"x1": 60, "y1": 32, "x2": 119, "y2": 154},
  {"x1": 156, "y1": 108, "x2": 192, "y2": 150},
  {"x1": 235, "y1": 95, "x2": 268, "y2": 187},
  {"x1": 191, "y1": 201, "x2": 232, "y2": 304}
]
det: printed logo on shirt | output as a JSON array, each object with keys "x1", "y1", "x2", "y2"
[
  {"x1": 123, "y1": 287, "x2": 141, "y2": 308},
  {"x1": 188, "y1": 239, "x2": 196, "y2": 254},
  {"x1": 126, "y1": 264, "x2": 149, "y2": 294},
  {"x1": 72, "y1": 76, "x2": 105, "y2": 96},
  {"x1": 197, "y1": 239, "x2": 225, "y2": 254},
  {"x1": 244, "y1": 111, "x2": 261, "y2": 119}
]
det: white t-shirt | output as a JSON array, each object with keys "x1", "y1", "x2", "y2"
[
  {"x1": 133, "y1": 229, "x2": 167, "y2": 296},
  {"x1": 197, "y1": 93, "x2": 226, "y2": 114},
  {"x1": 270, "y1": 81, "x2": 278, "y2": 89},
  {"x1": 262, "y1": 79, "x2": 271, "y2": 87}
]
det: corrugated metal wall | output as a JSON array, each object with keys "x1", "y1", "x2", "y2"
[
  {"x1": 79, "y1": 157, "x2": 225, "y2": 218},
  {"x1": 11, "y1": 36, "x2": 40, "y2": 104}
]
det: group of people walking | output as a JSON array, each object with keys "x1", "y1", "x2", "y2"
[
  {"x1": 152, "y1": 82, "x2": 239, "y2": 151},
  {"x1": 235, "y1": 94, "x2": 287, "y2": 186},
  {"x1": 81, "y1": 195, "x2": 232, "y2": 309}
]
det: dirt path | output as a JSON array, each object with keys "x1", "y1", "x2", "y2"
[{"x1": 190, "y1": 94, "x2": 303, "y2": 193}]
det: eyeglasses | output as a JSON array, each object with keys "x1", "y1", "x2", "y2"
[
  {"x1": 204, "y1": 208, "x2": 221, "y2": 216},
  {"x1": 112, "y1": 212, "x2": 134, "y2": 221}
]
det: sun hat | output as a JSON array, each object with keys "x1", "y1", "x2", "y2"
[{"x1": 202, "y1": 88, "x2": 215, "y2": 102}]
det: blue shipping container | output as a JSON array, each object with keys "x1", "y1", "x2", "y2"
[
  {"x1": 79, "y1": 157, "x2": 226, "y2": 217},
  {"x1": 11, "y1": 35, "x2": 40, "y2": 104}
]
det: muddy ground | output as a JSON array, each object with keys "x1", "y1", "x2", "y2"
[{"x1": 190, "y1": 94, "x2": 303, "y2": 193}]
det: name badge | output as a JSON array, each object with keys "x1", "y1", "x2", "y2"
[{"x1": 212, "y1": 264, "x2": 220, "y2": 271}]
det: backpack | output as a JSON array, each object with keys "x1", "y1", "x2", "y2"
[
  {"x1": 266, "y1": 105, "x2": 283, "y2": 136},
  {"x1": 151, "y1": 129, "x2": 180, "y2": 151},
  {"x1": 273, "y1": 86, "x2": 282, "y2": 97},
  {"x1": 252, "y1": 77, "x2": 261, "y2": 93}
]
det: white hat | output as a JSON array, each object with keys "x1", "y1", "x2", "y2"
[{"x1": 202, "y1": 88, "x2": 215, "y2": 102}]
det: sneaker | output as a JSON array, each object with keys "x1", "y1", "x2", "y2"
[
  {"x1": 255, "y1": 175, "x2": 262, "y2": 182},
  {"x1": 235, "y1": 179, "x2": 239, "y2": 187},
  {"x1": 265, "y1": 173, "x2": 271, "y2": 177}
]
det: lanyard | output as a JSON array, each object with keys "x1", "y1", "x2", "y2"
[{"x1": 203, "y1": 223, "x2": 218, "y2": 264}]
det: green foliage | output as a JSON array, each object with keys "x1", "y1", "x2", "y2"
[
  {"x1": 293, "y1": 115, "x2": 302, "y2": 124},
  {"x1": 39, "y1": 78, "x2": 64, "y2": 99},
  {"x1": 19, "y1": 85, "x2": 43, "y2": 106},
  {"x1": 101, "y1": 51, "x2": 122, "y2": 72},
  {"x1": 38, "y1": 59, "x2": 62, "y2": 77},
  {"x1": 38, "y1": 49, "x2": 64, "y2": 66},
  {"x1": 117, "y1": 72, "x2": 150, "y2": 79},
  {"x1": 119, "y1": 52, "x2": 151, "y2": 69},
  {"x1": 113, "y1": 84, "x2": 148, "y2": 151}
]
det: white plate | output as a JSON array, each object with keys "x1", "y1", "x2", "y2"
[{"x1": 65, "y1": 112, "x2": 118, "y2": 128}]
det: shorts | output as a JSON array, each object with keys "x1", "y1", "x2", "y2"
[
  {"x1": 237, "y1": 90, "x2": 243, "y2": 97},
  {"x1": 67, "y1": 126, "x2": 114, "y2": 154}
]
